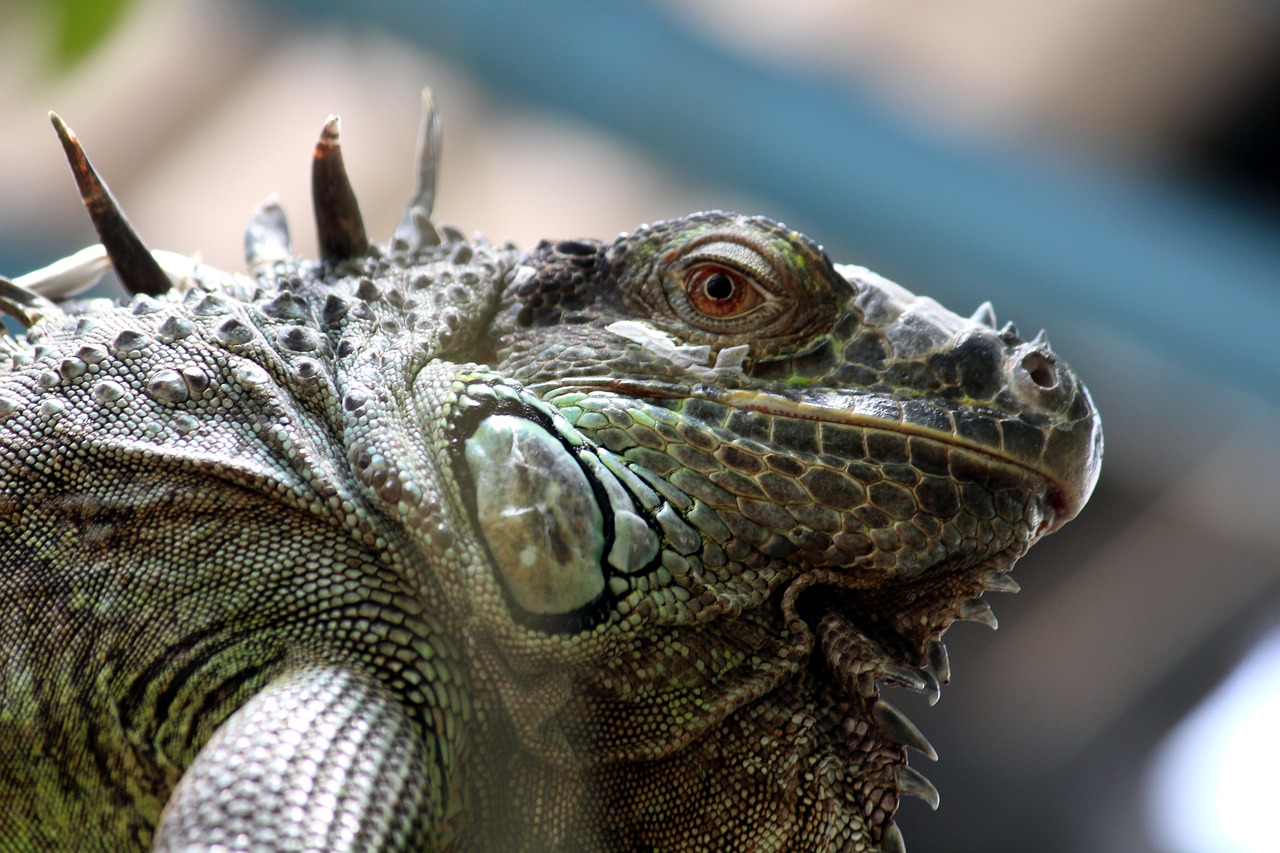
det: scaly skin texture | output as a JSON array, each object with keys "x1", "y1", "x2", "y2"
[{"x1": 0, "y1": 99, "x2": 1101, "y2": 851}]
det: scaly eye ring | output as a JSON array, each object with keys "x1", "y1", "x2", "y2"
[
  {"x1": 684, "y1": 263, "x2": 766, "y2": 319},
  {"x1": 626, "y1": 218, "x2": 844, "y2": 351}
]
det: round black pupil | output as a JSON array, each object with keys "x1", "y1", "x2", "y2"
[{"x1": 705, "y1": 273, "x2": 735, "y2": 300}]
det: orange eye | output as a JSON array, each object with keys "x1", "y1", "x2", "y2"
[{"x1": 685, "y1": 264, "x2": 765, "y2": 318}]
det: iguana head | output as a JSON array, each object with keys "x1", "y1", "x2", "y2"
[
  {"x1": 484, "y1": 210, "x2": 1100, "y2": 613},
  {"x1": 467, "y1": 211, "x2": 1101, "y2": 847}
]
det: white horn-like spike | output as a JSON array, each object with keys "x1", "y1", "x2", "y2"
[
  {"x1": 14, "y1": 244, "x2": 111, "y2": 299},
  {"x1": 392, "y1": 88, "x2": 443, "y2": 251},
  {"x1": 12, "y1": 244, "x2": 196, "y2": 300},
  {"x1": 244, "y1": 195, "x2": 292, "y2": 270},
  {"x1": 969, "y1": 300, "x2": 996, "y2": 328}
]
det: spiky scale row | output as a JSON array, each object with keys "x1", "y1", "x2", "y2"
[{"x1": 28, "y1": 93, "x2": 445, "y2": 315}]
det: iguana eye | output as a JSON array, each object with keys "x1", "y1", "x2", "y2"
[
  {"x1": 614, "y1": 215, "x2": 848, "y2": 353},
  {"x1": 685, "y1": 264, "x2": 766, "y2": 318}
]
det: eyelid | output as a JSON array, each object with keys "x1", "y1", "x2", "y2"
[{"x1": 680, "y1": 240, "x2": 778, "y2": 290}]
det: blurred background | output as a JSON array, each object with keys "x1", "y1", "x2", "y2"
[{"x1": 2, "y1": 1, "x2": 1278, "y2": 850}]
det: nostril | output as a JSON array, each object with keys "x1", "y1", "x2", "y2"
[
  {"x1": 554, "y1": 240, "x2": 597, "y2": 257},
  {"x1": 1021, "y1": 352, "x2": 1058, "y2": 389}
]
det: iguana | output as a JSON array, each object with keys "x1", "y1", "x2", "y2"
[{"x1": 0, "y1": 91, "x2": 1102, "y2": 851}]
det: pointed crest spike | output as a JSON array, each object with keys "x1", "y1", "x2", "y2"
[
  {"x1": 926, "y1": 638, "x2": 950, "y2": 685},
  {"x1": 969, "y1": 300, "x2": 996, "y2": 328},
  {"x1": 872, "y1": 698, "x2": 938, "y2": 761},
  {"x1": 881, "y1": 823, "x2": 906, "y2": 853},
  {"x1": 392, "y1": 89, "x2": 442, "y2": 250},
  {"x1": 312, "y1": 115, "x2": 369, "y2": 263},
  {"x1": 49, "y1": 113, "x2": 171, "y2": 297},
  {"x1": 14, "y1": 244, "x2": 111, "y2": 300},
  {"x1": 244, "y1": 195, "x2": 292, "y2": 269},
  {"x1": 920, "y1": 667, "x2": 941, "y2": 706},
  {"x1": 983, "y1": 571, "x2": 1022, "y2": 594},
  {"x1": 1031, "y1": 328, "x2": 1050, "y2": 348},
  {"x1": 959, "y1": 598, "x2": 999, "y2": 630},
  {"x1": 895, "y1": 764, "x2": 941, "y2": 810},
  {"x1": 0, "y1": 275, "x2": 64, "y2": 329}
]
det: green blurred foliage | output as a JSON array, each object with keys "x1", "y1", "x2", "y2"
[{"x1": 25, "y1": 0, "x2": 138, "y2": 69}]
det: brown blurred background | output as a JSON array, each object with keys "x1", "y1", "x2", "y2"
[{"x1": 2, "y1": 1, "x2": 1278, "y2": 850}]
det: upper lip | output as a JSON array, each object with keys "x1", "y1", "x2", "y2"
[
  {"x1": 539, "y1": 377, "x2": 1103, "y2": 530},
  {"x1": 712, "y1": 385, "x2": 1103, "y2": 530}
]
